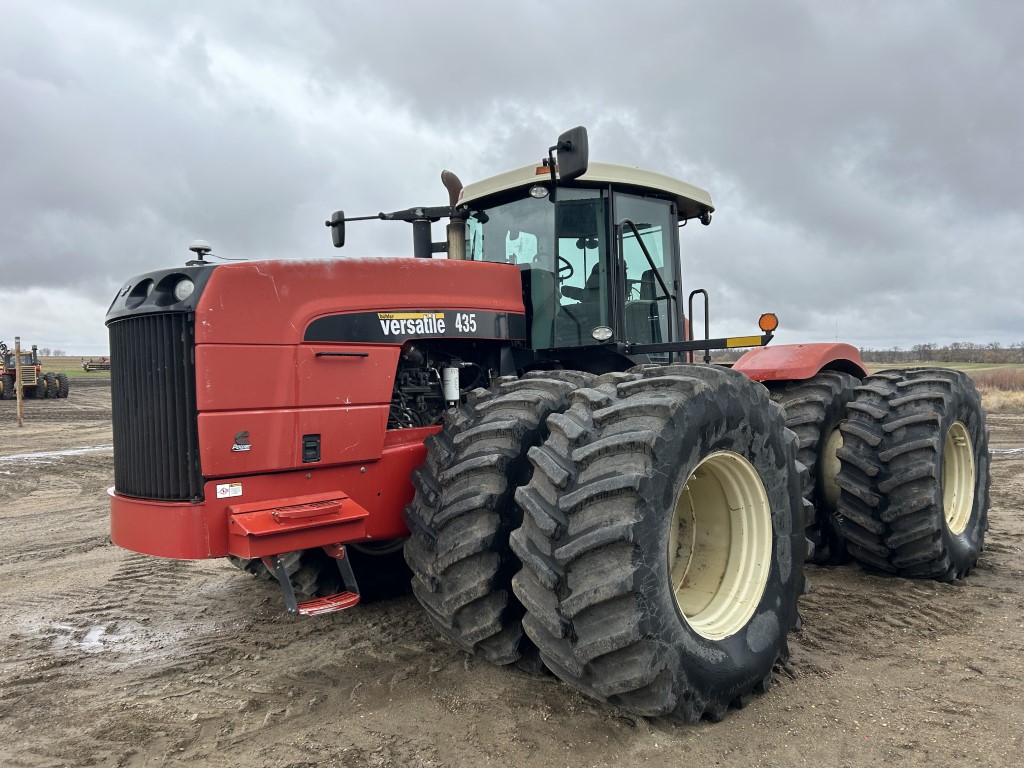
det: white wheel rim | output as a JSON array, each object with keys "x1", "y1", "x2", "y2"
[
  {"x1": 821, "y1": 426, "x2": 844, "y2": 510},
  {"x1": 668, "y1": 451, "x2": 773, "y2": 640},
  {"x1": 943, "y1": 421, "x2": 975, "y2": 535}
]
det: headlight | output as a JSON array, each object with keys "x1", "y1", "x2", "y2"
[{"x1": 173, "y1": 278, "x2": 195, "y2": 302}]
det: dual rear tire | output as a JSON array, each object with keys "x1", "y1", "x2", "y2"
[
  {"x1": 836, "y1": 368, "x2": 989, "y2": 580},
  {"x1": 767, "y1": 372, "x2": 860, "y2": 564}
]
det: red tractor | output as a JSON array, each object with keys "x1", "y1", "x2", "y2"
[
  {"x1": 0, "y1": 342, "x2": 69, "y2": 400},
  {"x1": 106, "y1": 128, "x2": 989, "y2": 721}
]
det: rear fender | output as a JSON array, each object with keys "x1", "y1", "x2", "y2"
[{"x1": 732, "y1": 342, "x2": 867, "y2": 382}]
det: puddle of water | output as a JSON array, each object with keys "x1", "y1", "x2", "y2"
[
  {"x1": 19, "y1": 616, "x2": 211, "y2": 671},
  {"x1": 25, "y1": 619, "x2": 172, "y2": 657}
]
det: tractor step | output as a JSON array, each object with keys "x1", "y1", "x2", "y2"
[
  {"x1": 264, "y1": 543, "x2": 362, "y2": 617},
  {"x1": 296, "y1": 591, "x2": 360, "y2": 616}
]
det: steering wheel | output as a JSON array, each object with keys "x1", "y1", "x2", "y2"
[{"x1": 556, "y1": 256, "x2": 574, "y2": 280}]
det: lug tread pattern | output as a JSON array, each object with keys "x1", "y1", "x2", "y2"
[
  {"x1": 836, "y1": 368, "x2": 991, "y2": 581},
  {"x1": 511, "y1": 364, "x2": 804, "y2": 721},
  {"x1": 766, "y1": 371, "x2": 860, "y2": 564},
  {"x1": 403, "y1": 370, "x2": 593, "y2": 665}
]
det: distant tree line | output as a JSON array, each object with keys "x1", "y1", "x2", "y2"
[
  {"x1": 860, "y1": 342, "x2": 1024, "y2": 365},
  {"x1": 36, "y1": 347, "x2": 67, "y2": 357},
  {"x1": 706, "y1": 341, "x2": 1024, "y2": 366}
]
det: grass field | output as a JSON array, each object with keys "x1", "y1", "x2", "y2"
[
  {"x1": 865, "y1": 362, "x2": 1024, "y2": 413},
  {"x1": 39, "y1": 356, "x2": 111, "y2": 379},
  {"x1": 865, "y1": 361, "x2": 1024, "y2": 374}
]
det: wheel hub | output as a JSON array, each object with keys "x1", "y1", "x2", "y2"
[
  {"x1": 943, "y1": 421, "x2": 975, "y2": 535},
  {"x1": 668, "y1": 451, "x2": 773, "y2": 640},
  {"x1": 821, "y1": 427, "x2": 844, "y2": 510}
]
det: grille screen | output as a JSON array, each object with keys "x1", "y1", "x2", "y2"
[{"x1": 109, "y1": 313, "x2": 202, "y2": 501}]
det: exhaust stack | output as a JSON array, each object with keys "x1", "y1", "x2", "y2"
[{"x1": 442, "y1": 170, "x2": 465, "y2": 260}]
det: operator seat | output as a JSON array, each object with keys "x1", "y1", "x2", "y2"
[{"x1": 624, "y1": 268, "x2": 662, "y2": 344}]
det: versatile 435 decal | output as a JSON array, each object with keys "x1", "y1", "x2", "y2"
[
  {"x1": 305, "y1": 309, "x2": 526, "y2": 344},
  {"x1": 378, "y1": 312, "x2": 446, "y2": 336}
]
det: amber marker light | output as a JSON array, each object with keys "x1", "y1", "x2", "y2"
[{"x1": 759, "y1": 313, "x2": 779, "y2": 333}]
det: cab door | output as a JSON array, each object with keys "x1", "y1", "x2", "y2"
[{"x1": 613, "y1": 193, "x2": 680, "y2": 360}]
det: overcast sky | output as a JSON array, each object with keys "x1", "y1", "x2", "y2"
[{"x1": 2, "y1": 0, "x2": 1021, "y2": 355}]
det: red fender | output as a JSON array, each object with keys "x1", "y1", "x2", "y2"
[{"x1": 732, "y1": 342, "x2": 867, "y2": 382}]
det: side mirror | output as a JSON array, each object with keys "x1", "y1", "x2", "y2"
[
  {"x1": 556, "y1": 126, "x2": 589, "y2": 181},
  {"x1": 326, "y1": 210, "x2": 346, "y2": 248}
]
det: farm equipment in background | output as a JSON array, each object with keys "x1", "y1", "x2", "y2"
[
  {"x1": 81, "y1": 357, "x2": 111, "y2": 372},
  {"x1": 104, "y1": 127, "x2": 990, "y2": 722},
  {"x1": 0, "y1": 342, "x2": 69, "y2": 400}
]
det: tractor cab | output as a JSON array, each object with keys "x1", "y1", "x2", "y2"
[
  {"x1": 1, "y1": 346, "x2": 40, "y2": 374},
  {"x1": 458, "y1": 161, "x2": 715, "y2": 363}
]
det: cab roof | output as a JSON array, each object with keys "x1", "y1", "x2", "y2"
[{"x1": 459, "y1": 161, "x2": 714, "y2": 220}]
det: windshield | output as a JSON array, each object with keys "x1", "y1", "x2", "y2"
[
  {"x1": 465, "y1": 189, "x2": 608, "y2": 348},
  {"x1": 465, "y1": 196, "x2": 551, "y2": 265}
]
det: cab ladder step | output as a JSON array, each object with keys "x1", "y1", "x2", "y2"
[{"x1": 263, "y1": 544, "x2": 361, "y2": 617}]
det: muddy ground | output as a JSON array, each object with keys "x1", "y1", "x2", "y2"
[{"x1": 1, "y1": 379, "x2": 1021, "y2": 767}]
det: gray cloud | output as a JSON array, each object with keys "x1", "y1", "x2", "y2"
[{"x1": 1, "y1": 0, "x2": 1021, "y2": 353}]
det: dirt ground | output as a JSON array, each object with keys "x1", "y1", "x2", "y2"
[{"x1": 1, "y1": 379, "x2": 1021, "y2": 768}]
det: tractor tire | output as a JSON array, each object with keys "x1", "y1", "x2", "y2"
[
  {"x1": 0, "y1": 374, "x2": 13, "y2": 400},
  {"x1": 510, "y1": 365, "x2": 808, "y2": 721},
  {"x1": 43, "y1": 372, "x2": 56, "y2": 398},
  {"x1": 228, "y1": 549, "x2": 341, "y2": 599},
  {"x1": 835, "y1": 368, "x2": 990, "y2": 581},
  {"x1": 767, "y1": 371, "x2": 860, "y2": 564},
  {"x1": 56, "y1": 373, "x2": 70, "y2": 398},
  {"x1": 403, "y1": 370, "x2": 594, "y2": 666}
]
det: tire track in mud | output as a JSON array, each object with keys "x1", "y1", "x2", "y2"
[
  {"x1": 793, "y1": 570, "x2": 980, "y2": 665},
  {"x1": 2, "y1": 554, "x2": 247, "y2": 767}
]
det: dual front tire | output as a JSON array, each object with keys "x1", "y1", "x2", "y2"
[
  {"x1": 403, "y1": 370, "x2": 594, "y2": 665},
  {"x1": 408, "y1": 364, "x2": 807, "y2": 720}
]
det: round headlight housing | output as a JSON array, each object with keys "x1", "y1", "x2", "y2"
[{"x1": 173, "y1": 278, "x2": 195, "y2": 302}]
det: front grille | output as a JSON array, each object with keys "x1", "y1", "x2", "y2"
[{"x1": 109, "y1": 312, "x2": 202, "y2": 501}]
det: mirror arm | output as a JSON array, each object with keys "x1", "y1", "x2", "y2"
[{"x1": 546, "y1": 146, "x2": 559, "y2": 201}]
